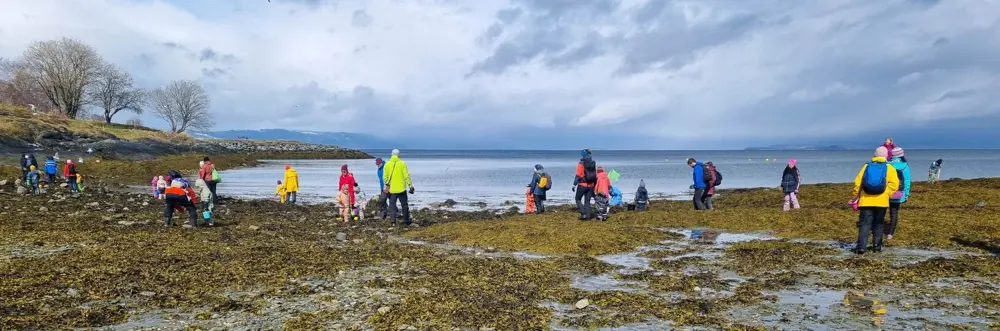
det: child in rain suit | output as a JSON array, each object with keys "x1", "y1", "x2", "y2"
[
  {"x1": 275, "y1": 180, "x2": 287, "y2": 204},
  {"x1": 594, "y1": 167, "x2": 612, "y2": 221},
  {"x1": 156, "y1": 176, "x2": 167, "y2": 199},
  {"x1": 27, "y1": 165, "x2": 41, "y2": 194}
]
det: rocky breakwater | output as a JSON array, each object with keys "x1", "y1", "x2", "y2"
[{"x1": 211, "y1": 139, "x2": 373, "y2": 159}]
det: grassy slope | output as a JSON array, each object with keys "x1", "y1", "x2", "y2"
[{"x1": 0, "y1": 103, "x2": 192, "y2": 146}]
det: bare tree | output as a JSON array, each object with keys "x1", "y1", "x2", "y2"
[
  {"x1": 149, "y1": 80, "x2": 214, "y2": 133},
  {"x1": 0, "y1": 57, "x2": 53, "y2": 110},
  {"x1": 87, "y1": 64, "x2": 144, "y2": 123},
  {"x1": 16, "y1": 38, "x2": 104, "y2": 118}
]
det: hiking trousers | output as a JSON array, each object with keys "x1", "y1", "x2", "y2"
[
  {"x1": 595, "y1": 194, "x2": 610, "y2": 220},
  {"x1": 286, "y1": 191, "x2": 297, "y2": 204},
  {"x1": 164, "y1": 195, "x2": 198, "y2": 227},
  {"x1": 378, "y1": 191, "x2": 389, "y2": 219},
  {"x1": 388, "y1": 192, "x2": 411, "y2": 224},
  {"x1": 856, "y1": 207, "x2": 887, "y2": 252},
  {"x1": 692, "y1": 188, "x2": 706, "y2": 210},
  {"x1": 783, "y1": 192, "x2": 800, "y2": 211},
  {"x1": 575, "y1": 186, "x2": 595, "y2": 218},
  {"x1": 207, "y1": 181, "x2": 218, "y2": 205},
  {"x1": 702, "y1": 193, "x2": 714, "y2": 210},
  {"x1": 534, "y1": 195, "x2": 546, "y2": 214},
  {"x1": 888, "y1": 202, "x2": 902, "y2": 236}
]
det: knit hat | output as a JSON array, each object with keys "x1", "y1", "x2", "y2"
[
  {"x1": 392, "y1": 149, "x2": 400, "y2": 156},
  {"x1": 891, "y1": 147, "x2": 904, "y2": 158},
  {"x1": 788, "y1": 159, "x2": 797, "y2": 166},
  {"x1": 375, "y1": 158, "x2": 383, "y2": 165},
  {"x1": 285, "y1": 165, "x2": 291, "y2": 170},
  {"x1": 30, "y1": 165, "x2": 36, "y2": 170},
  {"x1": 581, "y1": 149, "x2": 592, "y2": 157},
  {"x1": 639, "y1": 179, "x2": 646, "y2": 188},
  {"x1": 277, "y1": 180, "x2": 282, "y2": 184},
  {"x1": 341, "y1": 164, "x2": 349, "y2": 172},
  {"x1": 534, "y1": 164, "x2": 544, "y2": 171},
  {"x1": 874, "y1": 146, "x2": 889, "y2": 158}
]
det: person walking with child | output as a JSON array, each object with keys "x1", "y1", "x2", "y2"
[
  {"x1": 781, "y1": 159, "x2": 801, "y2": 211},
  {"x1": 573, "y1": 149, "x2": 597, "y2": 220},
  {"x1": 275, "y1": 180, "x2": 287, "y2": 203},
  {"x1": 850, "y1": 146, "x2": 900, "y2": 254},
  {"x1": 527, "y1": 164, "x2": 550, "y2": 214}
]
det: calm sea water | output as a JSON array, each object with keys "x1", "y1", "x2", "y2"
[{"x1": 218, "y1": 150, "x2": 999, "y2": 209}]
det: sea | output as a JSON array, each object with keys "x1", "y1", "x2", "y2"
[{"x1": 218, "y1": 149, "x2": 999, "y2": 210}]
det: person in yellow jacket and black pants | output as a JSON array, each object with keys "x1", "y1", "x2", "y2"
[
  {"x1": 382, "y1": 149, "x2": 415, "y2": 225},
  {"x1": 283, "y1": 165, "x2": 300, "y2": 205},
  {"x1": 851, "y1": 146, "x2": 900, "y2": 255}
]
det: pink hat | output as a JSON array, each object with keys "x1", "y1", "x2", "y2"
[
  {"x1": 284, "y1": 165, "x2": 291, "y2": 170},
  {"x1": 891, "y1": 147, "x2": 904, "y2": 158},
  {"x1": 874, "y1": 146, "x2": 889, "y2": 158},
  {"x1": 341, "y1": 164, "x2": 349, "y2": 172},
  {"x1": 788, "y1": 159, "x2": 797, "y2": 166}
]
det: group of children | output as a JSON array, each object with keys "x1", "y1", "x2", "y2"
[
  {"x1": 527, "y1": 150, "x2": 650, "y2": 222},
  {"x1": 19, "y1": 154, "x2": 83, "y2": 194},
  {"x1": 273, "y1": 164, "x2": 366, "y2": 223},
  {"x1": 154, "y1": 170, "x2": 216, "y2": 227}
]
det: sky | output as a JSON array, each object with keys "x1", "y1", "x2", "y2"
[{"x1": 1, "y1": 0, "x2": 1000, "y2": 149}]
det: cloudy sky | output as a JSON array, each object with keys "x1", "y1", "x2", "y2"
[{"x1": 2, "y1": 0, "x2": 999, "y2": 149}]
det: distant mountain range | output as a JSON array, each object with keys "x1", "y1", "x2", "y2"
[
  {"x1": 192, "y1": 129, "x2": 401, "y2": 149},
  {"x1": 744, "y1": 144, "x2": 848, "y2": 151}
]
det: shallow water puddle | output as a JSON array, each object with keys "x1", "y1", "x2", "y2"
[
  {"x1": 596, "y1": 252, "x2": 652, "y2": 270},
  {"x1": 571, "y1": 273, "x2": 643, "y2": 293}
]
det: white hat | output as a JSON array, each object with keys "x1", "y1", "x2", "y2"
[{"x1": 391, "y1": 149, "x2": 400, "y2": 156}]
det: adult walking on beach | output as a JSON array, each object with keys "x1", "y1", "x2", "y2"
[
  {"x1": 703, "y1": 161, "x2": 718, "y2": 210},
  {"x1": 199, "y1": 157, "x2": 219, "y2": 205},
  {"x1": 339, "y1": 164, "x2": 358, "y2": 207},
  {"x1": 573, "y1": 149, "x2": 597, "y2": 220},
  {"x1": 850, "y1": 146, "x2": 899, "y2": 255},
  {"x1": 527, "y1": 164, "x2": 551, "y2": 214},
  {"x1": 375, "y1": 158, "x2": 388, "y2": 219},
  {"x1": 886, "y1": 147, "x2": 911, "y2": 240},
  {"x1": 283, "y1": 165, "x2": 300, "y2": 205},
  {"x1": 687, "y1": 158, "x2": 707, "y2": 210},
  {"x1": 781, "y1": 159, "x2": 801, "y2": 211},
  {"x1": 383, "y1": 149, "x2": 415, "y2": 225},
  {"x1": 928, "y1": 159, "x2": 943, "y2": 184}
]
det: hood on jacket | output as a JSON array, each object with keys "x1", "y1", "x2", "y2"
[
  {"x1": 639, "y1": 180, "x2": 645, "y2": 188},
  {"x1": 534, "y1": 164, "x2": 545, "y2": 173},
  {"x1": 871, "y1": 156, "x2": 887, "y2": 163},
  {"x1": 388, "y1": 155, "x2": 401, "y2": 162}
]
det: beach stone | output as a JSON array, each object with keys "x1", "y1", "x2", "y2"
[
  {"x1": 16, "y1": 186, "x2": 27, "y2": 195},
  {"x1": 485, "y1": 247, "x2": 497, "y2": 253},
  {"x1": 140, "y1": 291, "x2": 156, "y2": 297},
  {"x1": 976, "y1": 201, "x2": 986, "y2": 207},
  {"x1": 67, "y1": 288, "x2": 80, "y2": 297},
  {"x1": 377, "y1": 306, "x2": 391, "y2": 314},
  {"x1": 575, "y1": 299, "x2": 589, "y2": 309},
  {"x1": 336, "y1": 232, "x2": 348, "y2": 241},
  {"x1": 248, "y1": 225, "x2": 260, "y2": 231},
  {"x1": 117, "y1": 221, "x2": 135, "y2": 226},
  {"x1": 60, "y1": 183, "x2": 68, "y2": 188},
  {"x1": 142, "y1": 202, "x2": 149, "y2": 206},
  {"x1": 0, "y1": 180, "x2": 7, "y2": 186},
  {"x1": 123, "y1": 207, "x2": 130, "y2": 212},
  {"x1": 86, "y1": 202, "x2": 99, "y2": 208},
  {"x1": 39, "y1": 207, "x2": 48, "y2": 212}
]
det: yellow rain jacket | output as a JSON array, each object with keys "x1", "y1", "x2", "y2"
[
  {"x1": 284, "y1": 168, "x2": 300, "y2": 192},
  {"x1": 276, "y1": 183, "x2": 287, "y2": 203},
  {"x1": 852, "y1": 157, "x2": 899, "y2": 208},
  {"x1": 381, "y1": 155, "x2": 412, "y2": 194}
]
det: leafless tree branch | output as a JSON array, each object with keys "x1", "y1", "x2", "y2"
[
  {"x1": 16, "y1": 37, "x2": 104, "y2": 118},
  {"x1": 149, "y1": 80, "x2": 214, "y2": 133},
  {"x1": 87, "y1": 64, "x2": 145, "y2": 123}
]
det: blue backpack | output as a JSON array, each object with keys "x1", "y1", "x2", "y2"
[{"x1": 862, "y1": 162, "x2": 888, "y2": 195}]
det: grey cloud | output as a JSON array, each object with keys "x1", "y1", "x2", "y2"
[
  {"x1": 199, "y1": 48, "x2": 217, "y2": 61},
  {"x1": 161, "y1": 42, "x2": 185, "y2": 50},
  {"x1": 352, "y1": 10, "x2": 372, "y2": 28},
  {"x1": 630, "y1": 0, "x2": 669, "y2": 26},
  {"x1": 199, "y1": 48, "x2": 239, "y2": 63},
  {"x1": 544, "y1": 32, "x2": 614, "y2": 69},
  {"x1": 496, "y1": 8, "x2": 522, "y2": 24},
  {"x1": 513, "y1": 0, "x2": 619, "y2": 18},
  {"x1": 201, "y1": 68, "x2": 227, "y2": 78},
  {"x1": 618, "y1": 13, "x2": 765, "y2": 74},
  {"x1": 470, "y1": 28, "x2": 568, "y2": 75},
  {"x1": 476, "y1": 23, "x2": 504, "y2": 46},
  {"x1": 136, "y1": 53, "x2": 156, "y2": 68}
]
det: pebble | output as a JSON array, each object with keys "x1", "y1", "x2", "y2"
[
  {"x1": 377, "y1": 306, "x2": 391, "y2": 314},
  {"x1": 87, "y1": 202, "x2": 99, "y2": 208},
  {"x1": 39, "y1": 207, "x2": 49, "y2": 212},
  {"x1": 117, "y1": 221, "x2": 136, "y2": 226},
  {"x1": 575, "y1": 299, "x2": 589, "y2": 309},
  {"x1": 142, "y1": 202, "x2": 149, "y2": 206},
  {"x1": 248, "y1": 226, "x2": 260, "y2": 231},
  {"x1": 67, "y1": 288, "x2": 80, "y2": 297},
  {"x1": 140, "y1": 291, "x2": 156, "y2": 297},
  {"x1": 336, "y1": 232, "x2": 348, "y2": 241}
]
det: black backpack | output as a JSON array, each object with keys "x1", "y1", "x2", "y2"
[
  {"x1": 714, "y1": 169, "x2": 722, "y2": 186},
  {"x1": 582, "y1": 159, "x2": 597, "y2": 184},
  {"x1": 896, "y1": 169, "x2": 905, "y2": 192}
]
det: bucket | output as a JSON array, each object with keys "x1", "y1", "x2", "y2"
[
  {"x1": 690, "y1": 230, "x2": 702, "y2": 239},
  {"x1": 203, "y1": 211, "x2": 212, "y2": 220}
]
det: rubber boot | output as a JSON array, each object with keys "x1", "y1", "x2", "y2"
[{"x1": 164, "y1": 217, "x2": 172, "y2": 227}]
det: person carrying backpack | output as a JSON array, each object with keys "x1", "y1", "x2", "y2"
[
  {"x1": 886, "y1": 147, "x2": 911, "y2": 240},
  {"x1": 594, "y1": 167, "x2": 612, "y2": 221},
  {"x1": 527, "y1": 164, "x2": 550, "y2": 214},
  {"x1": 702, "y1": 162, "x2": 719, "y2": 210},
  {"x1": 44, "y1": 156, "x2": 58, "y2": 187},
  {"x1": 781, "y1": 159, "x2": 801, "y2": 211},
  {"x1": 573, "y1": 149, "x2": 597, "y2": 220},
  {"x1": 850, "y1": 146, "x2": 900, "y2": 254},
  {"x1": 198, "y1": 157, "x2": 220, "y2": 205},
  {"x1": 64, "y1": 160, "x2": 79, "y2": 193},
  {"x1": 687, "y1": 158, "x2": 708, "y2": 210}
]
